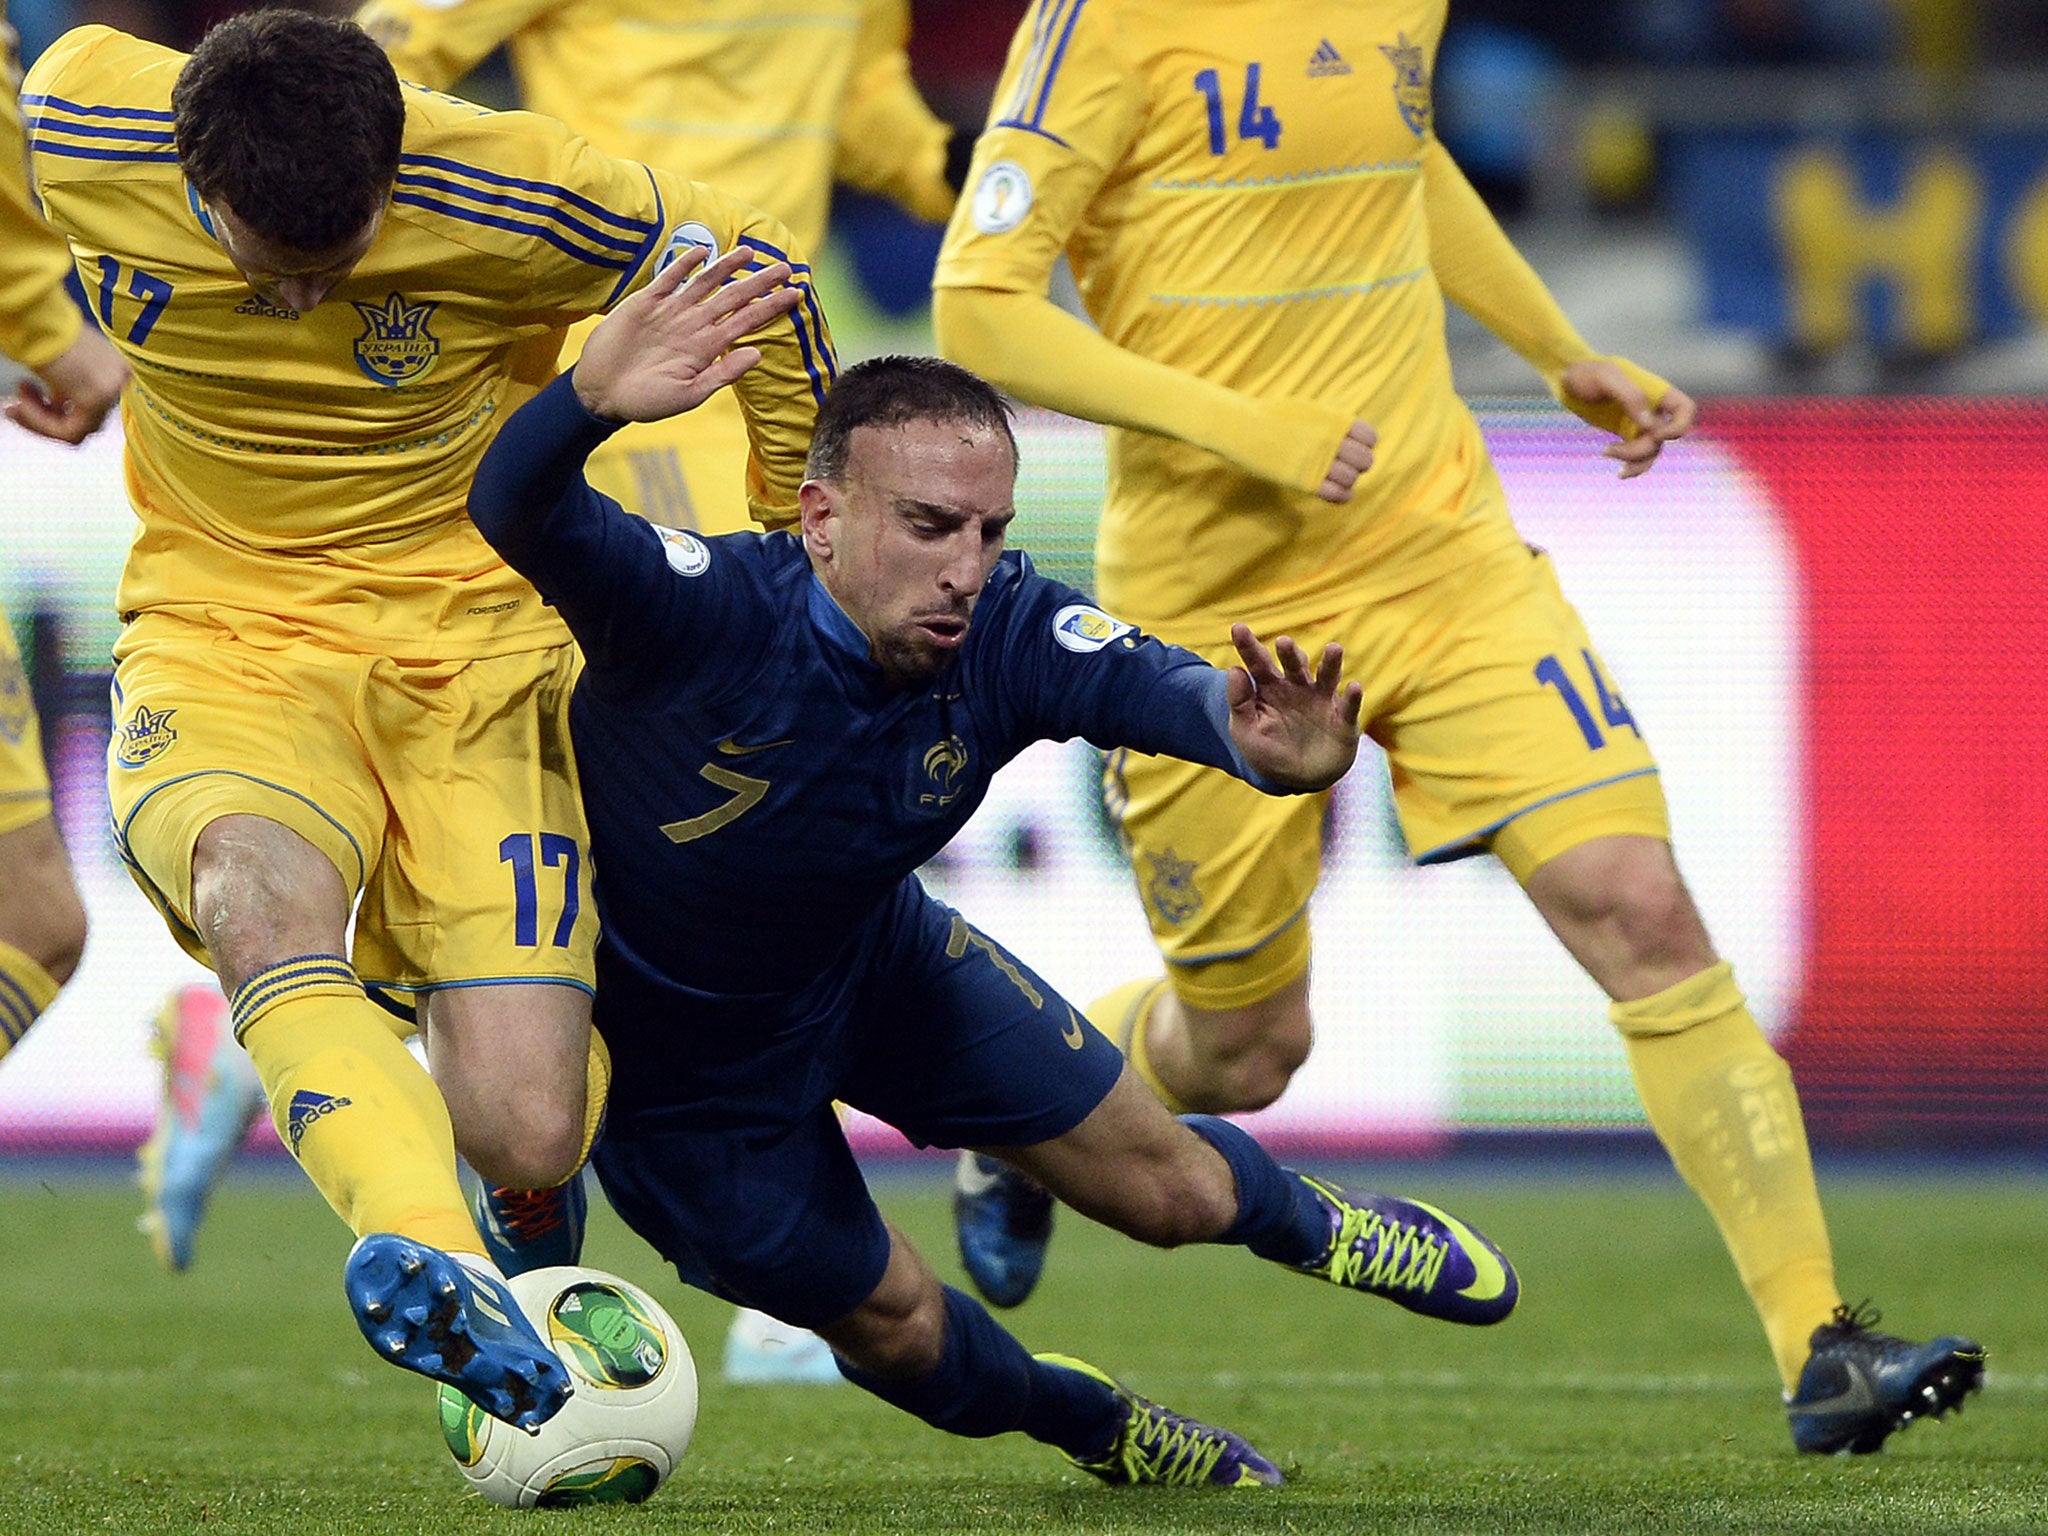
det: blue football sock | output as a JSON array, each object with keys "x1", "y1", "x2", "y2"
[
  {"x1": 838, "y1": 1285, "x2": 1120, "y2": 1458},
  {"x1": 1181, "y1": 1113, "x2": 1328, "y2": 1266}
]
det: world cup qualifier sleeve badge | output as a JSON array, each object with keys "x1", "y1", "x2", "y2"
[{"x1": 351, "y1": 293, "x2": 442, "y2": 385}]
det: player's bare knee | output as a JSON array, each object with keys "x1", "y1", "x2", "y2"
[
  {"x1": 1607, "y1": 865, "x2": 1713, "y2": 975},
  {"x1": 459, "y1": 1110, "x2": 584, "y2": 1190},
  {"x1": 1178, "y1": 994, "x2": 1312, "y2": 1115},
  {"x1": 5, "y1": 883, "x2": 87, "y2": 985},
  {"x1": 192, "y1": 819, "x2": 349, "y2": 989}
]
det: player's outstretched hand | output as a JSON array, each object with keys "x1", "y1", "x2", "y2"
[
  {"x1": 1224, "y1": 623, "x2": 1363, "y2": 792},
  {"x1": 573, "y1": 245, "x2": 803, "y2": 425},
  {"x1": 1560, "y1": 357, "x2": 1696, "y2": 479},
  {"x1": 1316, "y1": 419, "x2": 1378, "y2": 503},
  {"x1": 3, "y1": 326, "x2": 128, "y2": 444}
]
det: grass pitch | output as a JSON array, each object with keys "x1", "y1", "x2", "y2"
[{"x1": 0, "y1": 1159, "x2": 2039, "y2": 1535}]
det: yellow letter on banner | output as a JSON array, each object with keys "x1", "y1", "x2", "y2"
[
  {"x1": 2004, "y1": 173, "x2": 2048, "y2": 325},
  {"x1": 1774, "y1": 146, "x2": 1981, "y2": 352}
]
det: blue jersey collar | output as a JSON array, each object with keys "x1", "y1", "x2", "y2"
[{"x1": 805, "y1": 571, "x2": 876, "y2": 665}]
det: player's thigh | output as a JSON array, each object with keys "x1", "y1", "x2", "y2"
[
  {"x1": 354, "y1": 643, "x2": 595, "y2": 1001},
  {"x1": 108, "y1": 621, "x2": 383, "y2": 967},
  {"x1": 581, "y1": 392, "x2": 756, "y2": 536},
  {"x1": 591, "y1": 1105, "x2": 890, "y2": 1331},
  {"x1": 839, "y1": 885, "x2": 1124, "y2": 1152},
  {"x1": 1106, "y1": 743, "x2": 1326, "y2": 1009},
  {"x1": 1379, "y1": 545, "x2": 1664, "y2": 874}
]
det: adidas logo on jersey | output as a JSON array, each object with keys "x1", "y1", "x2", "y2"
[
  {"x1": 233, "y1": 294, "x2": 300, "y2": 320},
  {"x1": 286, "y1": 1090, "x2": 353, "y2": 1152},
  {"x1": 1308, "y1": 39, "x2": 1353, "y2": 77}
]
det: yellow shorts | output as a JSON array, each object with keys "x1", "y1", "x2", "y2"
[
  {"x1": 581, "y1": 383, "x2": 757, "y2": 536},
  {"x1": 108, "y1": 613, "x2": 595, "y2": 1001},
  {"x1": 0, "y1": 606, "x2": 51, "y2": 837},
  {"x1": 1108, "y1": 542, "x2": 1669, "y2": 1009}
]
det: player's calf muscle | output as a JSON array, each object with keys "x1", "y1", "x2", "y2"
[{"x1": 1160, "y1": 990, "x2": 1312, "y2": 1114}]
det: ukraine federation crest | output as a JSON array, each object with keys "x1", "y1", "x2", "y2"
[
  {"x1": 351, "y1": 292, "x2": 441, "y2": 385},
  {"x1": 1379, "y1": 33, "x2": 1432, "y2": 138},
  {"x1": 1145, "y1": 848, "x2": 1203, "y2": 926},
  {"x1": 115, "y1": 703, "x2": 178, "y2": 768}
]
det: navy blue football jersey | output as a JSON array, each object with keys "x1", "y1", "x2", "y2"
[{"x1": 471, "y1": 373, "x2": 1277, "y2": 996}]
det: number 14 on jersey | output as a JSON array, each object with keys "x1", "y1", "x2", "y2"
[{"x1": 1193, "y1": 64, "x2": 1282, "y2": 155}]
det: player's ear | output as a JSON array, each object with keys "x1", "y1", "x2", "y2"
[{"x1": 798, "y1": 480, "x2": 836, "y2": 564}]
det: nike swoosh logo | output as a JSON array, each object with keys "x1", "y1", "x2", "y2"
[
  {"x1": 1794, "y1": 1367, "x2": 1876, "y2": 1417},
  {"x1": 716, "y1": 736, "x2": 793, "y2": 757},
  {"x1": 1061, "y1": 1007, "x2": 1086, "y2": 1050},
  {"x1": 1416, "y1": 1200, "x2": 1511, "y2": 1303}
]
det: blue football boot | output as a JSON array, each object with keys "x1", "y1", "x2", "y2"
[
  {"x1": 1036, "y1": 1354, "x2": 1282, "y2": 1488},
  {"x1": 1787, "y1": 1303, "x2": 1985, "y2": 1454},
  {"x1": 137, "y1": 983, "x2": 266, "y2": 1272},
  {"x1": 1289, "y1": 1173, "x2": 1519, "y2": 1326},
  {"x1": 344, "y1": 1233, "x2": 573, "y2": 1430},
  {"x1": 468, "y1": 1171, "x2": 587, "y2": 1276},
  {"x1": 954, "y1": 1151, "x2": 1054, "y2": 1309}
]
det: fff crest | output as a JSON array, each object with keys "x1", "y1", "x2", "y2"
[
  {"x1": 351, "y1": 292, "x2": 441, "y2": 385},
  {"x1": 919, "y1": 736, "x2": 970, "y2": 808},
  {"x1": 1379, "y1": 33, "x2": 1432, "y2": 138}
]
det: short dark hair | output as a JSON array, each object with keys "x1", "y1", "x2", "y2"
[
  {"x1": 806, "y1": 355, "x2": 1018, "y2": 483},
  {"x1": 174, "y1": 10, "x2": 404, "y2": 253}
]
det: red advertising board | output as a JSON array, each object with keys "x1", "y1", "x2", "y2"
[{"x1": 1715, "y1": 402, "x2": 2048, "y2": 1143}]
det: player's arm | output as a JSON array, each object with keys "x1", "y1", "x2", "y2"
[
  {"x1": 0, "y1": 18, "x2": 126, "y2": 442},
  {"x1": 930, "y1": 1, "x2": 1371, "y2": 504},
  {"x1": 1421, "y1": 135, "x2": 1694, "y2": 477},
  {"x1": 356, "y1": 0, "x2": 560, "y2": 91},
  {"x1": 997, "y1": 578, "x2": 1359, "y2": 794},
  {"x1": 832, "y1": 0, "x2": 965, "y2": 224},
  {"x1": 470, "y1": 249, "x2": 797, "y2": 684}
]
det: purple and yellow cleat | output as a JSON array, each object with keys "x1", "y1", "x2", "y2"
[
  {"x1": 1289, "y1": 1174, "x2": 1519, "y2": 1326},
  {"x1": 1038, "y1": 1354, "x2": 1281, "y2": 1488}
]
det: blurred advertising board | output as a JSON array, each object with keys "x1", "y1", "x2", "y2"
[{"x1": 1666, "y1": 128, "x2": 2048, "y2": 352}]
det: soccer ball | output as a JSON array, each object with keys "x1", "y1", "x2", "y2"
[{"x1": 435, "y1": 1265, "x2": 698, "y2": 1508}]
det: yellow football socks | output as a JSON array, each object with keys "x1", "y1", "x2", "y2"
[
  {"x1": 0, "y1": 936, "x2": 60, "y2": 1060},
  {"x1": 1084, "y1": 977, "x2": 1189, "y2": 1114},
  {"x1": 233, "y1": 954, "x2": 480, "y2": 1255},
  {"x1": 1612, "y1": 961, "x2": 1841, "y2": 1390}
]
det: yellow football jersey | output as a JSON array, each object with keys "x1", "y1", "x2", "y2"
[
  {"x1": 934, "y1": 0, "x2": 1526, "y2": 642},
  {"x1": 356, "y1": 0, "x2": 953, "y2": 255},
  {"x1": 0, "y1": 4, "x2": 83, "y2": 372},
  {"x1": 23, "y1": 25, "x2": 833, "y2": 658}
]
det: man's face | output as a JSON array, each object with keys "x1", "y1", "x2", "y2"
[
  {"x1": 207, "y1": 198, "x2": 385, "y2": 314},
  {"x1": 801, "y1": 417, "x2": 1017, "y2": 690}
]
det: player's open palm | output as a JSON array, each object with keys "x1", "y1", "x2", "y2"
[
  {"x1": 574, "y1": 245, "x2": 802, "y2": 425},
  {"x1": 1224, "y1": 623, "x2": 1363, "y2": 792}
]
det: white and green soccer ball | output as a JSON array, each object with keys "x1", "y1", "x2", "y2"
[{"x1": 436, "y1": 1265, "x2": 698, "y2": 1509}]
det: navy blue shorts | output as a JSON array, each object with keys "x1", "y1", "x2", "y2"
[{"x1": 591, "y1": 876, "x2": 1124, "y2": 1330}]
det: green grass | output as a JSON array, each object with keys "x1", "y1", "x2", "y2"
[{"x1": 0, "y1": 1164, "x2": 2040, "y2": 1533}]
